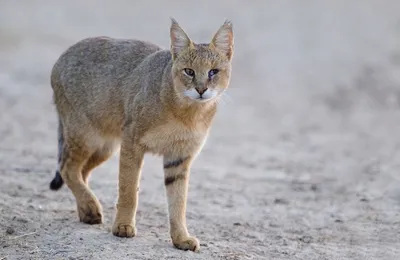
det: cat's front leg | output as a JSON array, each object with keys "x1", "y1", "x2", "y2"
[
  {"x1": 163, "y1": 154, "x2": 200, "y2": 252},
  {"x1": 112, "y1": 135, "x2": 144, "y2": 238}
]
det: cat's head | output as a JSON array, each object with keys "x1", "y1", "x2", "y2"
[{"x1": 170, "y1": 19, "x2": 234, "y2": 104}]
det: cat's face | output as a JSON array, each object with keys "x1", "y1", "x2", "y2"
[
  {"x1": 172, "y1": 44, "x2": 231, "y2": 103},
  {"x1": 170, "y1": 20, "x2": 234, "y2": 104}
]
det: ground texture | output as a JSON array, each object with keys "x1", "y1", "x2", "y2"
[{"x1": 1, "y1": 1, "x2": 400, "y2": 259}]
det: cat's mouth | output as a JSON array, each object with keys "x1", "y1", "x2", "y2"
[
  {"x1": 187, "y1": 95, "x2": 216, "y2": 104},
  {"x1": 195, "y1": 96, "x2": 212, "y2": 103},
  {"x1": 183, "y1": 89, "x2": 218, "y2": 103}
]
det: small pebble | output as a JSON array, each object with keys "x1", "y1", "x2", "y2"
[
  {"x1": 310, "y1": 184, "x2": 318, "y2": 191},
  {"x1": 6, "y1": 227, "x2": 15, "y2": 235},
  {"x1": 299, "y1": 235, "x2": 312, "y2": 243},
  {"x1": 274, "y1": 198, "x2": 289, "y2": 205}
]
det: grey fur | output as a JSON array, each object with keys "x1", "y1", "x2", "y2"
[
  {"x1": 50, "y1": 37, "x2": 171, "y2": 136},
  {"x1": 57, "y1": 118, "x2": 64, "y2": 165}
]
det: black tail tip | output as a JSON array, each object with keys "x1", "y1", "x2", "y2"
[{"x1": 50, "y1": 171, "x2": 64, "y2": 190}]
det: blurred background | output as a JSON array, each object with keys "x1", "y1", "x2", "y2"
[{"x1": 1, "y1": 1, "x2": 400, "y2": 259}]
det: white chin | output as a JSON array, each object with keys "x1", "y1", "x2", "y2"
[{"x1": 184, "y1": 89, "x2": 218, "y2": 103}]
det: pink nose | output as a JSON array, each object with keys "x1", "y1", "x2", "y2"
[{"x1": 195, "y1": 87, "x2": 208, "y2": 95}]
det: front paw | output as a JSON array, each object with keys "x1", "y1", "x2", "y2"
[
  {"x1": 112, "y1": 222, "x2": 136, "y2": 238},
  {"x1": 172, "y1": 236, "x2": 200, "y2": 252}
]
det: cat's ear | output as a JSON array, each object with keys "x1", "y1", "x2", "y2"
[
  {"x1": 170, "y1": 18, "x2": 193, "y2": 59},
  {"x1": 211, "y1": 20, "x2": 234, "y2": 60}
]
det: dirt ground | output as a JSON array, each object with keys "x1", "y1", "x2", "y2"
[{"x1": 1, "y1": 1, "x2": 400, "y2": 259}]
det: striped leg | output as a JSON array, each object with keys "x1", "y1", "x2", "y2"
[{"x1": 163, "y1": 154, "x2": 199, "y2": 252}]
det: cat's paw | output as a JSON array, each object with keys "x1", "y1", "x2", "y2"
[
  {"x1": 172, "y1": 236, "x2": 200, "y2": 252},
  {"x1": 112, "y1": 222, "x2": 136, "y2": 238},
  {"x1": 78, "y1": 200, "x2": 103, "y2": 225}
]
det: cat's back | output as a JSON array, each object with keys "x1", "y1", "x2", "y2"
[
  {"x1": 50, "y1": 37, "x2": 163, "y2": 132},
  {"x1": 51, "y1": 36, "x2": 162, "y2": 92}
]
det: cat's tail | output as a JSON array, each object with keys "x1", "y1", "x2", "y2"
[{"x1": 50, "y1": 118, "x2": 64, "y2": 190}]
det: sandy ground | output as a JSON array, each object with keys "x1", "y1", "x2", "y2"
[{"x1": 1, "y1": 1, "x2": 400, "y2": 259}]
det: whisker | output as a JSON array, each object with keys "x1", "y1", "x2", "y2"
[
  {"x1": 216, "y1": 97, "x2": 225, "y2": 106},
  {"x1": 222, "y1": 92, "x2": 233, "y2": 104}
]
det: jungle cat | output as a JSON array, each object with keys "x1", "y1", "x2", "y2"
[{"x1": 49, "y1": 19, "x2": 234, "y2": 252}]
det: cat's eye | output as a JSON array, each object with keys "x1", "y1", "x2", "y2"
[
  {"x1": 183, "y1": 68, "x2": 195, "y2": 77},
  {"x1": 208, "y1": 69, "x2": 219, "y2": 78}
]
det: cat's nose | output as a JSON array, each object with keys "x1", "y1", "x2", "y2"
[{"x1": 195, "y1": 87, "x2": 208, "y2": 95}]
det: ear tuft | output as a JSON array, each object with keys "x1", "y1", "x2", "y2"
[
  {"x1": 170, "y1": 18, "x2": 192, "y2": 59},
  {"x1": 211, "y1": 20, "x2": 234, "y2": 60}
]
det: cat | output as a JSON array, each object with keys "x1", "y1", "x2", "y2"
[{"x1": 49, "y1": 18, "x2": 234, "y2": 251}]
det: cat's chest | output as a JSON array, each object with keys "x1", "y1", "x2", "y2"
[{"x1": 140, "y1": 122, "x2": 207, "y2": 155}]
